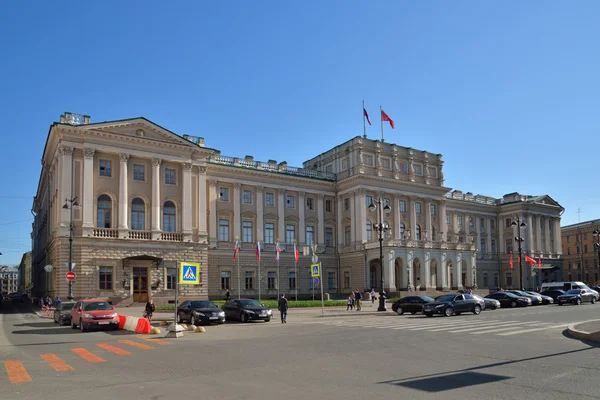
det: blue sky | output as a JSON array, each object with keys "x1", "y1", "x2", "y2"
[{"x1": 1, "y1": 1, "x2": 599, "y2": 265}]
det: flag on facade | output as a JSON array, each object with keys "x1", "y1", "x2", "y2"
[
  {"x1": 275, "y1": 242, "x2": 281, "y2": 262},
  {"x1": 233, "y1": 240, "x2": 239, "y2": 261},
  {"x1": 363, "y1": 107, "x2": 372, "y2": 126},
  {"x1": 381, "y1": 109, "x2": 395, "y2": 129},
  {"x1": 255, "y1": 241, "x2": 261, "y2": 262},
  {"x1": 537, "y1": 257, "x2": 542, "y2": 269},
  {"x1": 509, "y1": 252, "x2": 513, "y2": 269},
  {"x1": 294, "y1": 242, "x2": 299, "y2": 263},
  {"x1": 524, "y1": 255, "x2": 537, "y2": 266}
]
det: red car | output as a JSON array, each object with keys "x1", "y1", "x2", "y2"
[{"x1": 70, "y1": 299, "x2": 119, "y2": 332}]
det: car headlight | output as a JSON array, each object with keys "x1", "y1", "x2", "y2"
[
  {"x1": 435, "y1": 304, "x2": 445, "y2": 308},
  {"x1": 218, "y1": 311, "x2": 225, "y2": 316},
  {"x1": 110, "y1": 313, "x2": 118, "y2": 318},
  {"x1": 194, "y1": 312, "x2": 205, "y2": 317},
  {"x1": 267, "y1": 310, "x2": 272, "y2": 314},
  {"x1": 245, "y1": 310, "x2": 256, "y2": 314},
  {"x1": 84, "y1": 314, "x2": 94, "y2": 318}
]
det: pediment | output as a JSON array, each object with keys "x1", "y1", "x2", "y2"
[
  {"x1": 530, "y1": 195, "x2": 562, "y2": 209},
  {"x1": 217, "y1": 210, "x2": 233, "y2": 217},
  {"x1": 263, "y1": 213, "x2": 278, "y2": 221},
  {"x1": 325, "y1": 219, "x2": 336, "y2": 225},
  {"x1": 305, "y1": 217, "x2": 319, "y2": 224},
  {"x1": 342, "y1": 217, "x2": 352, "y2": 225},
  {"x1": 285, "y1": 215, "x2": 299, "y2": 222},
  {"x1": 241, "y1": 211, "x2": 257, "y2": 219}
]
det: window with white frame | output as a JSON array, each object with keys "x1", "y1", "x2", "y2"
[
  {"x1": 363, "y1": 154, "x2": 374, "y2": 166},
  {"x1": 97, "y1": 194, "x2": 112, "y2": 228},
  {"x1": 366, "y1": 195, "x2": 373, "y2": 208},
  {"x1": 245, "y1": 271, "x2": 254, "y2": 290},
  {"x1": 264, "y1": 223, "x2": 274, "y2": 244},
  {"x1": 243, "y1": 190, "x2": 252, "y2": 204},
  {"x1": 480, "y1": 218, "x2": 485, "y2": 228},
  {"x1": 99, "y1": 160, "x2": 112, "y2": 177},
  {"x1": 427, "y1": 166, "x2": 437, "y2": 178},
  {"x1": 505, "y1": 238, "x2": 512, "y2": 254},
  {"x1": 505, "y1": 218, "x2": 511, "y2": 228},
  {"x1": 221, "y1": 271, "x2": 230, "y2": 290},
  {"x1": 218, "y1": 219, "x2": 229, "y2": 241},
  {"x1": 131, "y1": 198, "x2": 145, "y2": 231},
  {"x1": 506, "y1": 272, "x2": 513, "y2": 287},
  {"x1": 325, "y1": 227, "x2": 333, "y2": 247},
  {"x1": 381, "y1": 158, "x2": 391, "y2": 170},
  {"x1": 400, "y1": 223, "x2": 405, "y2": 239},
  {"x1": 327, "y1": 271, "x2": 336, "y2": 290},
  {"x1": 383, "y1": 198, "x2": 390, "y2": 208},
  {"x1": 446, "y1": 215, "x2": 450, "y2": 225},
  {"x1": 400, "y1": 200, "x2": 406, "y2": 212},
  {"x1": 242, "y1": 221, "x2": 253, "y2": 243},
  {"x1": 480, "y1": 239, "x2": 486, "y2": 254},
  {"x1": 306, "y1": 197, "x2": 314, "y2": 210},
  {"x1": 483, "y1": 272, "x2": 489, "y2": 287},
  {"x1": 344, "y1": 271, "x2": 351, "y2": 288},
  {"x1": 414, "y1": 164, "x2": 423, "y2": 175},
  {"x1": 219, "y1": 187, "x2": 229, "y2": 201},
  {"x1": 267, "y1": 272, "x2": 276, "y2": 290},
  {"x1": 265, "y1": 192, "x2": 274, "y2": 206},
  {"x1": 286, "y1": 224, "x2": 295, "y2": 244},
  {"x1": 416, "y1": 224, "x2": 421, "y2": 240},
  {"x1": 167, "y1": 268, "x2": 177, "y2": 289},
  {"x1": 306, "y1": 226, "x2": 314, "y2": 245},
  {"x1": 99, "y1": 267, "x2": 113, "y2": 290},
  {"x1": 491, "y1": 239, "x2": 496, "y2": 254},
  {"x1": 341, "y1": 158, "x2": 348, "y2": 170},
  {"x1": 430, "y1": 204, "x2": 436, "y2": 216},
  {"x1": 165, "y1": 168, "x2": 176, "y2": 185},
  {"x1": 289, "y1": 272, "x2": 296, "y2": 290},
  {"x1": 133, "y1": 164, "x2": 145, "y2": 181},
  {"x1": 163, "y1": 201, "x2": 176, "y2": 232},
  {"x1": 286, "y1": 195, "x2": 295, "y2": 208},
  {"x1": 416, "y1": 202, "x2": 421, "y2": 215},
  {"x1": 457, "y1": 215, "x2": 463, "y2": 226}
]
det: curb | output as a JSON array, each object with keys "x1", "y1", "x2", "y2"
[
  {"x1": 566, "y1": 319, "x2": 600, "y2": 343},
  {"x1": 315, "y1": 311, "x2": 397, "y2": 318}
]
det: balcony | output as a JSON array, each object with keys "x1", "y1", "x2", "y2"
[
  {"x1": 161, "y1": 232, "x2": 183, "y2": 242},
  {"x1": 128, "y1": 230, "x2": 152, "y2": 240},
  {"x1": 90, "y1": 228, "x2": 184, "y2": 242},
  {"x1": 92, "y1": 228, "x2": 118, "y2": 238}
]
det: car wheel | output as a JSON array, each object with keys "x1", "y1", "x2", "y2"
[
  {"x1": 80, "y1": 321, "x2": 86, "y2": 333},
  {"x1": 396, "y1": 308, "x2": 404, "y2": 315},
  {"x1": 511, "y1": 301, "x2": 517, "y2": 308},
  {"x1": 218, "y1": 321, "x2": 224, "y2": 325},
  {"x1": 576, "y1": 298, "x2": 582, "y2": 305},
  {"x1": 265, "y1": 318, "x2": 271, "y2": 322},
  {"x1": 444, "y1": 307, "x2": 454, "y2": 317},
  {"x1": 473, "y1": 305, "x2": 481, "y2": 315},
  {"x1": 240, "y1": 313, "x2": 248, "y2": 323},
  {"x1": 425, "y1": 313, "x2": 433, "y2": 317},
  {"x1": 190, "y1": 315, "x2": 196, "y2": 326},
  {"x1": 592, "y1": 298, "x2": 597, "y2": 304},
  {"x1": 410, "y1": 311, "x2": 417, "y2": 315}
]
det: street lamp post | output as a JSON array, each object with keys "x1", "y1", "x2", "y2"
[
  {"x1": 511, "y1": 216, "x2": 527, "y2": 290},
  {"x1": 472, "y1": 250, "x2": 478, "y2": 290},
  {"x1": 593, "y1": 229, "x2": 600, "y2": 285},
  {"x1": 62, "y1": 197, "x2": 79, "y2": 300},
  {"x1": 368, "y1": 197, "x2": 391, "y2": 311}
]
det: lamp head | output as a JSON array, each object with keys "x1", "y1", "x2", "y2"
[
  {"x1": 520, "y1": 221, "x2": 527, "y2": 228},
  {"x1": 594, "y1": 230, "x2": 599, "y2": 237},
  {"x1": 73, "y1": 200, "x2": 80, "y2": 207},
  {"x1": 511, "y1": 220, "x2": 517, "y2": 227},
  {"x1": 62, "y1": 203, "x2": 69, "y2": 209},
  {"x1": 383, "y1": 204, "x2": 391, "y2": 214},
  {"x1": 368, "y1": 202, "x2": 376, "y2": 212}
]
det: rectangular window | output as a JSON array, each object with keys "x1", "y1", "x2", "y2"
[
  {"x1": 383, "y1": 198, "x2": 390, "y2": 208},
  {"x1": 133, "y1": 164, "x2": 145, "y2": 181},
  {"x1": 165, "y1": 168, "x2": 176, "y2": 185},
  {"x1": 286, "y1": 224, "x2": 295, "y2": 244},
  {"x1": 400, "y1": 200, "x2": 406, "y2": 212},
  {"x1": 220, "y1": 271, "x2": 230, "y2": 290},
  {"x1": 167, "y1": 268, "x2": 177, "y2": 289},
  {"x1": 446, "y1": 215, "x2": 450, "y2": 225},
  {"x1": 268, "y1": 272, "x2": 276, "y2": 290},
  {"x1": 489, "y1": 239, "x2": 494, "y2": 254},
  {"x1": 327, "y1": 271, "x2": 336, "y2": 290},
  {"x1": 242, "y1": 221, "x2": 253, "y2": 243},
  {"x1": 584, "y1": 245, "x2": 588, "y2": 253},
  {"x1": 325, "y1": 227, "x2": 333, "y2": 247},
  {"x1": 218, "y1": 219, "x2": 229, "y2": 241},
  {"x1": 480, "y1": 218, "x2": 485, "y2": 228},
  {"x1": 366, "y1": 195, "x2": 373, "y2": 208},
  {"x1": 245, "y1": 271, "x2": 254, "y2": 290},
  {"x1": 345, "y1": 226, "x2": 351, "y2": 246},
  {"x1": 568, "y1": 262, "x2": 571, "y2": 270},
  {"x1": 288, "y1": 272, "x2": 296, "y2": 290},
  {"x1": 505, "y1": 238, "x2": 512, "y2": 254},
  {"x1": 457, "y1": 215, "x2": 463, "y2": 226},
  {"x1": 493, "y1": 273, "x2": 499, "y2": 288},
  {"x1": 415, "y1": 202, "x2": 421, "y2": 215},
  {"x1": 480, "y1": 239, "x2": 486, "y2": 255},
  {"x1": 491, "y1": 220, "x2": 495, "y2": 230},
  {"x1": 265, "y1": 193, "x2": 274, "y2": 206},
  {"x1": 344, "y1": 271, "x2": 351, "y2": 289},
  {"x1": 306, "y1": 198, "x2": 314, "y2": 210},
  {"x1": 99, "y1": 160, "x2": 112, "y2": 177},
  {"x1": 505, "y1": 218, "x2": 511, "y2": 228},
  {"x1": 506, "y1": 272, "x2": 513, "y2": 287},
  {"x1": 286, "y1": 195, "x2": 295, "y2": 208},
  {"x1": 430, "y1": 204, "x2": 436, "y2": 216},
  {"x1": 567, "y1": 247, "x2": 571, "y2": 255},
  {"x1": 344, "y1": 198, "x2": 350, "y2": 211},
  {"x1": 219, "y1": 187, "x2": 229, "y2": 201},
  {"x1": 567, "y1": 235, "x2": 570, "y2": 243},
  {"x1": 99, "y1": 267, "x2": 112, "y2": 290},
  {"x1": 243, "y1": 190, "x2": 252, "y2": 204},
  {"x1": 325, "y1": 200, "x2": 332, "y2": 212},
  {"x1": 414, "y1": 164, "x2": 423, "y2": 176},
  {"x1": 306, "y1": 226, "x2": 315, "y2": 245},
  {"x1": 483, "y1": 273, "x2": 489, "y2": 287},
  {"x1": 264, "y1": 223, "x2": 274, "y2": 244}
]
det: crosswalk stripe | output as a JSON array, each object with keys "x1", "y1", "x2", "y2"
[
  {"x1": 96, "y1": 343, "x2": 132, "y2": 355},
  {"x1": 4, "y1": 360, "x2": 31, "y2": 383},
  {"x1": 496, "y1": 324, "x2": 569, "y2": 336},
  {"x1": 72, "y1": 348, "x2": 106, "y2": 363},
  {"x1": 426, "y1": 320, "x2": 512, "y2": 332},
  {"x1": 118, "y1": 339, "x2": 154, "y2": 350},
  {"x1": 41, "y1": 354, "x2": 75, "y2": 372},
  {"x1": 447, "y1": 321, "x2": 524, "y2": 333},
  {"x1": 405, "y1": 319, "x2": 498, "y2": 331},
  {"x1": 140, "y1": 337, "x2": 170, "y2": 345},
  {"x1": 468, "y1": 323, "x2": 544, "y2": 335}
]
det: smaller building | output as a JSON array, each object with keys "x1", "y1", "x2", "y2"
[
  {"x1": 0, "y1": 269, "x2": 19, "y2": 294},
  {"x1": 19, "y1": 252, "x2": 32, "y2": 293},
  {"x1": 561, "y1": 219, "x2": 600, "y2": 285}
]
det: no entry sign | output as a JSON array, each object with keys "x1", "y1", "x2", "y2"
[{"x1": 66, "y1": 271, "x2": 76, "y2": 281}]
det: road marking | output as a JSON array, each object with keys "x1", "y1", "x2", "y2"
[
  {"x1": 426, "y1": 320, "x2": 515, "y2": 332},
  {"x1": 41, "y1": 354, "x2": 75, "y2": 372},
  {"x1": 96, "y1": 343, "x2": 132, "y2": 355},
  {"x1": 140, "y1": 337, "x2": 170, "y2": 345},
  {"x1": 4, "y1": 360, "x2": 32, "y2": 383},
  {"x1": 118, "y1": 339, "x2": 154, "y2": 350},
  {"x1": 447, "y1": 321, "x2": 526, "y2": 333},
  {"x1": 497, "y1": 324, "x2": 569, "y2": 336},
  {"x1": 405, "y1": 319, "x2": 498, "y2": 331},
  {"x1": 469, "y1": 323, "x2": 545, "y2": 335},
  {"x1": 72, "y1": 348, "x2": 106, "y2": 363}
]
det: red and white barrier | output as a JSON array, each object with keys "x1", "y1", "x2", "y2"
[{"x1": 117, "y1": 315, "x2": 152, "y2": 334}]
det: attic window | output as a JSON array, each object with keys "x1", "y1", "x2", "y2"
[{"x1": 136, "y1": 129, "x2": 145, "y2": 137}]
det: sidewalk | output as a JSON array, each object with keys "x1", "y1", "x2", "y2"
[{"x1": 567, "y1": 319, "x2": 600, "y2": 343}]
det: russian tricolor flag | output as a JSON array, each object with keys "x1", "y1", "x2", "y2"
[
  {"x1": 233, "y1": 240, "x2": 239, "y2": 261},
  {"x1": 275, "y1": 242, "x2": 281, "y2": 262},
  {"x1": 255, "y1": 241, "x2": 261, "y2": 263}
]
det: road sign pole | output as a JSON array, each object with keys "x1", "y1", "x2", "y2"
[
  {"x1": 174, "y1": 261, "x2": 179, "y2": 325},
  {"x1": 320, "y1": 262, "x2": 324, "y2": 315}
]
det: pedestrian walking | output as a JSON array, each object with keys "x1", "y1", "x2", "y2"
[
  {"x1": 144, "y1": 298, "x2": 155, "y2": 322},
  {"x1": 354, "y1": 289, "x2": 362, "y2": 311},
  {"x1": 347, "y1": 293, "x2": 354, "y2": 310},
  {"x1": 278, "y1": 294, "x2": 288, "y2": 324},
  {"x1": 225, "y1": 290, "x2": 231, "y2": 301},
  {"x1": 370, "y1": 288, "x2": 376, "y2": 305}
]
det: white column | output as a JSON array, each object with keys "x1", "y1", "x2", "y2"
[
  {"x1": 422, "y1": 254, "x2": 431, "y2": 289},
  {"x1": 453, "y1": 253, "x2": 462, "y2": 289},
  {"x1": 486, "y1": 217, "x2": 493, "y2": 255},
  {"x1": 386, "y1": 250, "x2": 396, "y2": 291},
  {"x1": 151, "y1": 158, "x2": 161, "y2": 239},
  {"x1": 233, "y1": 183, "x2": 241, "y2": 241},
  {"x1": 298, "y1": 191, "x2": 306, "y2": 246},
  {"x1": 59, "y1": 146, "x2": 73, "y2": 235},
  {"x1": 198, "y1": 167, "x2": 208, "y2": 240},
  {"x1": 278, "y1": 189, "x2": 286, "y2": 244},
  {"x1": 208, "y1": 180, "x2": 217, "y2": 245},
  {"x1": 182, "y1": 163, "x2": 192, "y2": 240},
  {"x1": 439, "y1": 200, "x2": 447, "y2": 241},
  {"x1": 393, "y1": 194, "x2": 401, "y2": 240},
  {"x1": 118, "y1": 153, "x2": 130, "y2": 235},
  {"x1": 256, "y1": 186, "x2": 264, "y2": 242},
  {"x1": 82, "y1": 148, "x2": 95, "y2": 231},
  {"x1": 409, "y1": 196, "x2": 417, "y2": 240},
  {"x1": 337, "y1": 195, "x2": 344, "y2": 247},
  {"x1": 356, "y1": 189, "x2": 367, "y2": 243},
  {"x1": 476, "y1": 216, "x2": 482, "y2": 256},
  {"x1": 544, "y1": 217, "x2": 551, "y2": 256},
  {"x1": 349, "y1": 191, "x2": 356, "y2": 244},
  {"x1": 554, "y1": 218, "x2": 562, "y2": 255},
  {"x1": 439, "y1": 253, "x2": 447, "y2": 289},
  {"x1": 527, "y1": 213, "x2": 534, "y2": 254},
  {"x1": 317, "y1": 194, "x2": 325, "y2": 247},
  {"x1": 425, "y1": 201, "x2": 432, "y2": 241},
  {"x1": 536, "y1": 215, "x2": 543, "y2": 256}
]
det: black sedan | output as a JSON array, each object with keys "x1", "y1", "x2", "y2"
[
  {"x1": 472, "y1": 294, "x2": 499, "y2": 310},
  {"x1": 222, "y1": 299, "x2": 273, "y2": 323},
  {"x1": 485, "y1": 292, "x2": 531, "y2": 308},
  {"x1": 177, "y1": 300, "x2": 226, "y2": 325},
  {"x1": 508, "y1": 290, "x2": 542, "y2": 305},
  {"x1": 392, "y1": 296, "x2": 434, "y2": 315},
  {"x1": 557, "y1": 289, "x2": 597, "y2": 306},
  {"x1": 422, "y1": 293, "x2": 482, "y2": 317},
  {"x1": 539, "y1": 289, "x2": 565, "y2": 301},
  {"x1": 525, "y1": 291, "x2": 554, "y2": 305},
  {"x1": 53, "y1": 301, "x2": 75, "y2": 325}
]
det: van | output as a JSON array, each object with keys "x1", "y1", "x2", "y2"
[{"x1": 541, "y1": 281, "x2": 592, "y2": 292}]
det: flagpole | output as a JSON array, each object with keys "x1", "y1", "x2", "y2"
[
  {"x1": 258, "y1": 241, "x2": 261, "y2": 302},
  {"x1": 294, "y1": 242, "x2": 298, "y2": 301},
  {"x1": 276, "y1": 241, "x2": 280, "y2": 300},
  {"x1": 380, "y1": 105, "x2": 384, "y2": 143},
  {"x1": 237, "y1": 242, "x2": 241, "y2": 300},
  {"x1": 363, "y1": 100, "x2": 367, "y2": 139}
]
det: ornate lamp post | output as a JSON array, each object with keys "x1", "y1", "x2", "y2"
[
  {"x1": 511, "y1": 216, "x2": 527, "y2": 290},
  {"x1": 62, "y1": 197, "x2": 79, "y2": 300},
  {"x1": 472, "y1": 250, "x2": 478, "y2": 290},
  {"x1": 593, "y1": 229, "x2": 600, "y2": 285},
  {"x1": 368, "y1": 197, "x2": 391, "y2": 311}
]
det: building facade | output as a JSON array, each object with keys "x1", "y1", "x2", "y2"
[
  {"x1": 1, "y1": 269, "x2": 19, "y2": 294},
  {"x1": 31, "y1": 113, "x2": 564, "y2": 305},
  {"x1": 561, "y1": 219, "x2": 600, "y2": 285},
  {"x1": 18, "y1": 251, "x2": 32, "y2": 293}
]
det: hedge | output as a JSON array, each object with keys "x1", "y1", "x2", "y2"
[{"x1": 156, "y1": 299, "x2": 347, "y2": 311}]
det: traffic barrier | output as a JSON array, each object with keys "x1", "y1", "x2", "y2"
[{"x1": 116, "y1": 315, "x2": 152, "y2": 334}]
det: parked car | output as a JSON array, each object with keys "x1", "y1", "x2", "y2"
[
  {"x1": 222, "y1": 299, "x2": 272, "y2": 322},
  {"x1": 53, "y1": 301, "x2": 75, "y2": 325},
  {"x1": 472, "y1": 294, "x2": 499, "y2": 310},
  {"x1": 557, "y1": 289, "x2": 598, "y2": 306},
  {"x1": 539, "y1": 289, "x2": 565, "y2": 301},
  {"x1": 8, "y1": 293, "x2": 24, "y2": 303},
  {"x1": 71, "y1": 299, "x2": 119, "y2": 332},
  {"x1": 422, "y1": 293, "x2": 482, "y2": 317},
  {"x1": 508, "y1": 290, "x2": 542, "y2": 305},
  {"x1": 524, "y1": 291, "x2": 554, "y2": 305},
  {"x1": 485, "y1": 292, "x2": 531, "y2": 308},
  {"x1": 177, "y1": 300, "x2": 225, "y2": 325},
  {"x1": 391, "y1": 296, "x2": 434, "y2": 315}
]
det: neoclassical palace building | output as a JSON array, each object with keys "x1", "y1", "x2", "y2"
[{"x1": 31, "y1": 113, "x2": 564, "y2": 305}]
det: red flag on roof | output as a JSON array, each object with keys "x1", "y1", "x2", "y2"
[{"x1": 381, "y1": 109, "x2": 395, "y2": 129}]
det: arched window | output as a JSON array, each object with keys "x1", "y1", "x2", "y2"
[
  {"x1": 131, "y1": 197, "x2": 145, "y2": 230},
  {"x1": 366, "y1": 220, "x2": 373, "y2": 241},
  {"x1": 400, "y1": 223, "x2": 405, "y2": 239},
  {"x1": 416, "y1": 224, "x2": 421, "y2": 240},
  {"x1": 163, "y1": 201, "x2": 176, "y2": 232},
  {"x1": 97, "y1": 195, "x2": 112, "y2": 228}
]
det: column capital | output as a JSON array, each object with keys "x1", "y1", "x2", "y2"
[
  {"x1": 60, "y1": 146, "x2": 73, "y2": 156},
  {"x1": 358, "y1": 188, "x2": 368, "y2": 195},
  {"x1": 257, "y1": 186, "x2": 264, "y2": 193},
  {"x1": 298, "y1": 191, "x2": 305, "y2": 196},
  {"x1": 394, "y1": 193, "x2": 402, "y2": 200},
  {"x1": 234, "y1": 183, "x2": 242, "y2": 189},
  {"x1": 410, "y1": 195, "x2": 418, "y2": 201},
  {"x1": 119, "y1": 153, "x2": 130, "y2": 163},
  {"x1": 182, "y1": 162, "x2": 192, "y2": 171},
  {"x1": 84, "y1": 148, "x2": 95, "y2": 159},
  {"x1": 208, "y1": 180, "x2": 218, "y2": 187},
  {"x1": 317, "y1": 194, "x2": 324, "y2": 200},
  {"x1": 198, "y1": 165, "x2": 207, "y2": 173},
  {"x1": 277, "y1": 188, "x2": 286, "y2": 195},
  {"x1": 152, "y1": 158, "x2": 162, "y2": 167}
]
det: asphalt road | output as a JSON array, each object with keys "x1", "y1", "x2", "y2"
[{"x1": 1, "y1": 301, "x2": 600, "y2": 400}]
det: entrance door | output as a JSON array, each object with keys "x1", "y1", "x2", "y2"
[{"x1": 132, "y1": 267, "x2": 149, "y2": 303}]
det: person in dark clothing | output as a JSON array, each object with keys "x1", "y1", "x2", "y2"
[
  {"x1": 354, "y1": 289, "x2": 362, "y2": 311},
  {"x1": 144, "y1": 299, "x2": 155, "y2": 322},
  {"x1": 225, "y1": 290, "x2": 231, "y2": 301},
  {"x1": 278, "y1": 294, "x2": 288, "y2": 324}
]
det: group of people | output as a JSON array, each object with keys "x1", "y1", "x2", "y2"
[
  {"x1": 39, "y1": 295, "x2": 61, "y2": 310},
  {"x1": 347, "y1": 289, "x2": 379, "y2": 311}
]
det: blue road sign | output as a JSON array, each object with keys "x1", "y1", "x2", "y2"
[{"x1": 313, "y1": 277, "x2": 320, "y2": 287}]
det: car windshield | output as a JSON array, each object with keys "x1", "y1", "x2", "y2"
[
  {"x1": 421, "y1": 296, "x2": 434, "y2": 302},
  {"x1": 504, "y1": 292, "x2": 518, "y2": 298},
  {"x1": 61, "y1": 303, "x2": 74, "y2": 310},
  {"x1": 83, "y1": 302, "x2": 112, "y2": 311},
  {"x1": 190, "y1": 301, "x2": 217, "y2": 308},
  {"x1": 525, "y1": 292, "x2": 538, "y2": 296},
  {"x1": 566, "y1": 289, "x2": 581, "y2": 295},
  {"x1": 239, "y1": 300, "x2": 263, "y2": 307},
  {"x1": 436, "y1": 294, "x2": 456, "y2": 303}
]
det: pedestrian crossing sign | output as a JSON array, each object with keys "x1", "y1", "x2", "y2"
[
  {"x1": 311, "y1": 263, "x2": 320, "y2": 277},
  {"x1": 179, "y1": 262, "x2": 201, "y2": 285}
]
